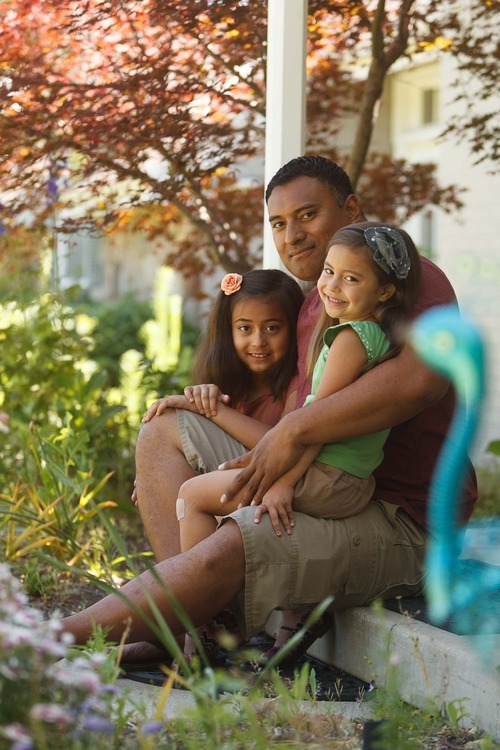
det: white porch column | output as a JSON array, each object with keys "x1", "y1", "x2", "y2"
[{"x1": 263, "y1": 0, "x2": 307, "y2": 269}]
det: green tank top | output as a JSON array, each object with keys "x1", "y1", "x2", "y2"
[{"x1": 303, "y1": 320, "x2": 391, "y2": 478}]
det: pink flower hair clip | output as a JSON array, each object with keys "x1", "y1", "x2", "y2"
[{"x1": 221, "y1": 273, "x2": 243, "y2": 295}]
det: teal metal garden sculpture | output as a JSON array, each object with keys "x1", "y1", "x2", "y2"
[{"x1": 410, "y1": 305, "x2": 500, "y2": 639}]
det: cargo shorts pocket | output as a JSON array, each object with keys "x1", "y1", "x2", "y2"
[{"x1": 343, "y1": 501, "x2": 426, "y2": 599}]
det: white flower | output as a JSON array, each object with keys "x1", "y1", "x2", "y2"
[
  {"x1": 0, "y1": 723, "x2": 32, "y2": 742},
  {"x1": 31, "y1": 703, "x2": 73, "y2": 725},
  {"x1": 74, "y1": 671, "x2": 102, "y2": 694},
  {"x1": 37, "y1": 640, "x2": 68, "y2": 659},
  {"x1": 60, "y1": 631, "x2": 75, "y2": 647},
  {"x1": 0, "y1": 664, "x2": 19, "y2": 680},
  {"x1": 0, "y1": 624, "x2": 35, "y2": 648},
  {"x1": 87, "y1": 652, "x2": 108, "y2": 667},
  {"x1": 47, "y1": 663, "x2": 78, "y2": 686},
  {"x1": 0, "y1": 564, "x2": 111, "y2": 738}
]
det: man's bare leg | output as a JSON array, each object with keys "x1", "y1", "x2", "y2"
[
  {"x1": 60, "y1": 521, "x2": 245, "y2": 646},
  {"x1": 135, "y1": 409, "x2": 195, "y2": 561}
]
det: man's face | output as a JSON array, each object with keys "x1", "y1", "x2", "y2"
[{"x1": 267, "y1": 175, "x2": 360, "y2": 282}]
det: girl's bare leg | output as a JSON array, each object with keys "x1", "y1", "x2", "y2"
[
  {"x1": 175, "y1": 469, "x2": 242, "y2": 658},
  {"x1": 272, "y1": 609, "x2": 309, "y2": 647},
  {"x1": 59, "y1": 521, "x2": 245, "y2": 645},
  {"x1": 177, "y1": 469, "x2": 242, "y2": 551}
]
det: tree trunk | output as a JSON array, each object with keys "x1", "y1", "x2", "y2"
[{"x1": 347, "y1": 0, "x2": 415, "y2": 190}]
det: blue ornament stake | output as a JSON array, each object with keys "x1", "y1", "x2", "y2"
[{"x1": 410, "y1": 304, "x2": 500, "y2": 629}]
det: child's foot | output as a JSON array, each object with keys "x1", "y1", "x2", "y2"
[
  {"x1": 265, "y1": 609, "x2": 333, "y2": 665},
  {"x1": 183, "y1": 633, "x2": 196, "y2": 660}
]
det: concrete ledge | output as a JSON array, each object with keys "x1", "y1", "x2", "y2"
[
  {"x1": 60, "y1": 658, "x2": 374, "y2": 726},
  {"x1": 301, "y1": 607, "x2": 500, "y2": 740}
]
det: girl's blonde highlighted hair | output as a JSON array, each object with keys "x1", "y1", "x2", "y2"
[{"x1": 306, "y1": 221, "x2": 422, "y2": 380}]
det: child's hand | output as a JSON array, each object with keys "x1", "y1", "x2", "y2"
[
  {"x1": 184, "y1": 384, "x2": 231, "y2": 418},
  {"x1": 142, "y1": 395, "x2": 197, "y2": 422},
  {"x1": 253, "y1": 484, "x2": 295, "y2": 537},
  {"x1": 142, "y1": 397, "x2": 170, "y2": 422},
  {"x1": 131, "y1": 478, "x2": 138, "y2": 506}
]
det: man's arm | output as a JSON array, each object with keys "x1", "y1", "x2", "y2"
[{"x1": 220, "y1": 343, "x2": 449, "y2": 507}]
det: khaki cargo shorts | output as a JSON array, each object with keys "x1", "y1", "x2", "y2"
[
  {"x1": 223, "y1": 501, "x2": 427, "y2": 639},
  {"x1": 293, "y1": 461, "x2": 375, "y2": 519},
  {"x1": 177, "y1": 409, "x2": 247, "y2": 473}
]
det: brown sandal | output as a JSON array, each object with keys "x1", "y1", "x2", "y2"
[{"x1": 188, "y1": 608, "x2": 244, "y2": 663}]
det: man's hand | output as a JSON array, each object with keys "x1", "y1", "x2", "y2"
[
  {"x1": 184, "y1": 384, "x2": 231, "y2": 417},
  {"x1": 253, "y1": 482, "x2": 295, "y2": 536},
  {"x1": 219, "y1": 418, "x2": 306, "y2": 508}
]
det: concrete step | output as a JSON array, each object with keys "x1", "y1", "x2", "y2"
[
  {"x1": 263, "y1": 552, "x2": 500, "y2": 739},
  {"x1": 59, "y1": 607, "x2": 499, "y2": 740},
  {"x1": 295, "y1": 606, "x2": 500, "y2": 740}
]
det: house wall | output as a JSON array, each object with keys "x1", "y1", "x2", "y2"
[
  {"x1": 380, "y1": 56, "x2": 500, "y2": 461},
  {"x1": 54, "y1": 228, "x2": 210, "y2": 326},
  {"x1": 436, "y1": 54, "x2": 500, "y2": 461}
]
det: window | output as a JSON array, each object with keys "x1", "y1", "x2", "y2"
[
  {"x1": 53, "y1": 232, "x2": 103, "y2": 290},
  {"x1": 420, "y1": 214, "x2": 434, "y2": 259},
  {"x1": 422, "y1": 88, "x2": 439, "y2": 125}
]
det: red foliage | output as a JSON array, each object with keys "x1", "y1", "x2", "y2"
[{"x1": 0, "y1": 0, "x2": 494, "y2": 275}]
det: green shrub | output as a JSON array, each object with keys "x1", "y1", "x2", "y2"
[
  {"x1": 78, "y1": 294, "x2": 153, "y2": 387},
  {"x1": 0, "y1": 288, "x2": 195, "y2": 506},
  {"x1": 0, "y1": 293, "x2": 131, "y2": 496}
]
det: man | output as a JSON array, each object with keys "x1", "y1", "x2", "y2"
[{"x1": 64, "y1": 157, "x2": 476, "y2": 649}]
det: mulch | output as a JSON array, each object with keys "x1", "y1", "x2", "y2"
[{"x1": 120, "y1": 629, "x2": 372, "y2": 701}]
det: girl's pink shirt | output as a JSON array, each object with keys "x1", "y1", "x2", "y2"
[{"x1": 236, "y1": 375, "x2": 298, "y2": 427}]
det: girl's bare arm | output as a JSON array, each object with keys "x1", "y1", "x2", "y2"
[{"x1": 255, "y1": 328, "x2": 367, "y2": 491}]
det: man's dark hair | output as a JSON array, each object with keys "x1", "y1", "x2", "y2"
[{"x1": 265, "y1": 155, "x2": 354, "y2": 207}]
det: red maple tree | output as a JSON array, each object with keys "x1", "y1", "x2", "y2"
[{"x1": 0, "y1": 0, "x2": 496, "y2": 275}]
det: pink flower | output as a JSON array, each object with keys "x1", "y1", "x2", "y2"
[
  {"x1": 221, "y1": 273, "x2": 243, "y2": 295},
  {"x1": 0, "y1": 412, "x2": 9, "y2": 434}
]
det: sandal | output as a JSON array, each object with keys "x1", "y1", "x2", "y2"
[
  {"x1": 264, "y1": 610, "x2": 333, "y2": 665},
  {"x1": 188, "y1": 608, "x2": 244, "y2": 664}
]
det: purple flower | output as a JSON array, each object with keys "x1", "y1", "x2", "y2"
[
  {"x1": 142, "y1": 720, "x2": 164, "y2": 736},
  {"x1": 81, "y1": 715, "x2": 115, "y2": 735},
  {"x1": 45, "y1": 157, "x2": 69, "y2": 207},
  {"x1": 99, "y1": 684, "x2": 119, "y2": 695},
  {"x1": 0, "y1": 201, "x2": 5, "y2": 236},
  {"x1": 79, "y1": 696, "x2": 106, "y2": 715},
  {"x1": 47, "y1": 178, "x2": 58, "y2": 200}
]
